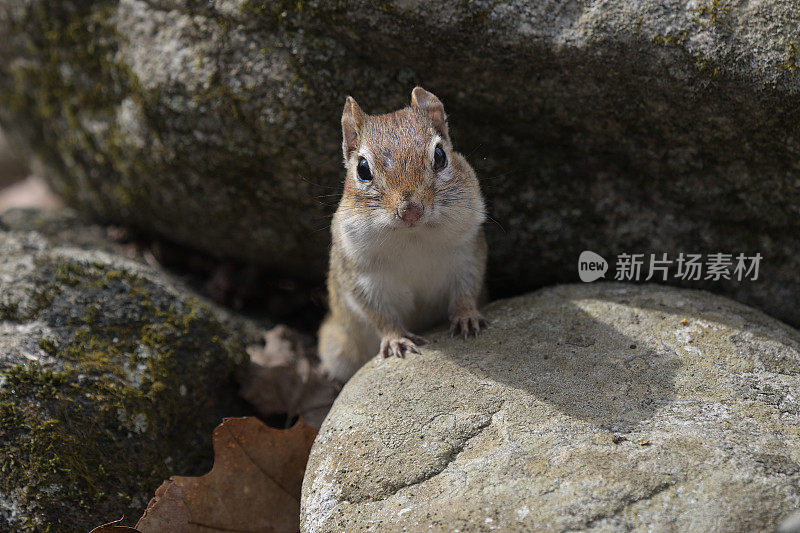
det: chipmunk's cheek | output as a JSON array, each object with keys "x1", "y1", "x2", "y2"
[
  {"x1": 421, "y1": 187, "x2": 436, "y2": 209},
  {"x1": 371, "y1": 208, "x2": 394, "y2": 229},
  {"x1": 436, "y1": 167, "x2": 454, "y2": 182}
]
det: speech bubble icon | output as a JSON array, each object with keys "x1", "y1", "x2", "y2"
[{"x1": 578, "y1": 250, "x2": 608, "y2": 282}]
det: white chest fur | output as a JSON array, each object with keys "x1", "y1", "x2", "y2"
[{"x1": 346, "y1": 225, "x2": 474, "y2": 332}]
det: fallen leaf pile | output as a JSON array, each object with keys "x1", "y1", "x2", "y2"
[
  {"x1": 239, "y1": 325, "x2": 340, "y2": 428},
  {"x1": 91, "y1": 417, "x2": 317, "y2": 533}
]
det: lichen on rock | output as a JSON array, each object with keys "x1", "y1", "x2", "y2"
[{"x1": 0, "y1": 217, "x2": 248, "y2": 532}]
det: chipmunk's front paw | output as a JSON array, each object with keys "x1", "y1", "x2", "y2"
[
  {"x1": 450, "y1": 311, "x2": 488, "y2": 339},
  {"x1": 380, "y1": 333, "x2": 428, "y2": 358}
]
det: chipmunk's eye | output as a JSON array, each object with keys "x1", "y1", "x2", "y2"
[
  {"x1": 357, "y1": 157, "x2": 372, "y2": 181},
  {"x1": 434, "y1": 144, "x2": 447, "y2": 171}
]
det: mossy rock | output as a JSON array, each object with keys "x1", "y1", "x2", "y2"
[
  {"x1": 0, "y1": 222, "x2": 248, "y2": 531},
  {"x1": 0, "y1": 1, "x2": 799, "y2": 326}
]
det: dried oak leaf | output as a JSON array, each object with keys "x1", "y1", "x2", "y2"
[
  {"x1": 135, "y1": 480, "x2": 189, "y2": 533},
  {"x1": 240, "y1": 326, "x2": 340, "y2": 428},
  {"x1": 137, "y1": 417, "x2": 317, "y2": 533}
]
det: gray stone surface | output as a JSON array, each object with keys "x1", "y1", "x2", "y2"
[
  {"x1": 0, "y1": 207, "x2": 272, "y2": 343},
  {"x1": 301, "y1": 283, "x2": 800, "y2": 532},
  {"x1": 0, "y1": 207, "x2": 119, "y2": 251},
  {"x1": 0, "y1": 1, "x2": 798, "y2": 326},
  {"x1": 0, "y1": 210, "x2": 248, "y2": 532}
]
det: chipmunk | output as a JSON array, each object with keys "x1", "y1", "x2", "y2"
[{"x1": 318, "y1": 87, "x2": 488, "y2": 382}]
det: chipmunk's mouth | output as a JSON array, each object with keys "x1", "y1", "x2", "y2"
[
  {"x1": 396, "y1": 221, "x2": 421, "y2": 229},
  {"x1": 392, "y1": 212, "x2": 444, "y2": 228},
  {"x1": 389, "y1": 217, "x2": 425, "y2": 229}
]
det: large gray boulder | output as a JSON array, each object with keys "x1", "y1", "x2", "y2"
[
  {"x1": 0, "y1": 210, "x2": 248, "y2": 531},
  {"x1": 301, "y1": 283, "x2": 800, "y2": 532},
  {"x1": 0, "y1": 1, "x2": 798, "y2": 325}
]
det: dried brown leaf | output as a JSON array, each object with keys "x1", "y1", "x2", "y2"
[
  {"x1": 91, "y1": 417, "x2": 317, "y2": 533},
  {"x1": 135, "y1": 480, "x2": 190, "y2": 533},
  {"x1": 248, "y1": 325, "x2": 315, "y2": 366},
  {"x1": 170, "y1": 417, "x2": 316, "y2": 532},
  {"x1": 240, "y1": 326, "x2": 340, "y2": 428}
]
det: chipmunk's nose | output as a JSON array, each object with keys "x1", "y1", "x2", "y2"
[{"x1": 397, "y1": 201, "x2": 423, "y2": 225}]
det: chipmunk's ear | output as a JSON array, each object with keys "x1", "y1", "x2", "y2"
[
  {"x1": 411, "y1": 86, "x2": 448, "y2": 139},
  {"x1": 342, "y1": 96, "x2": 365, "y2": 161}
]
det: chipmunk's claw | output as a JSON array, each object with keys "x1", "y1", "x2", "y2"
[
  {"x1": 450, "y1": 313, "x2": 488, "y2": 339},
  {"x1": 380, "y1": 334, "x2": 426, "y2": 358},
  {"x1": 404, "y1": 332, "x2": 429, "y2": 346}
]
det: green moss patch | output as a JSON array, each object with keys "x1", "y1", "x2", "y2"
[
  {"x1": 0, "y1": 254, "x2": 247, "y2": 532},
  {"x1": 777, "y1": 42, "x2": 799, "y2": 74}
]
